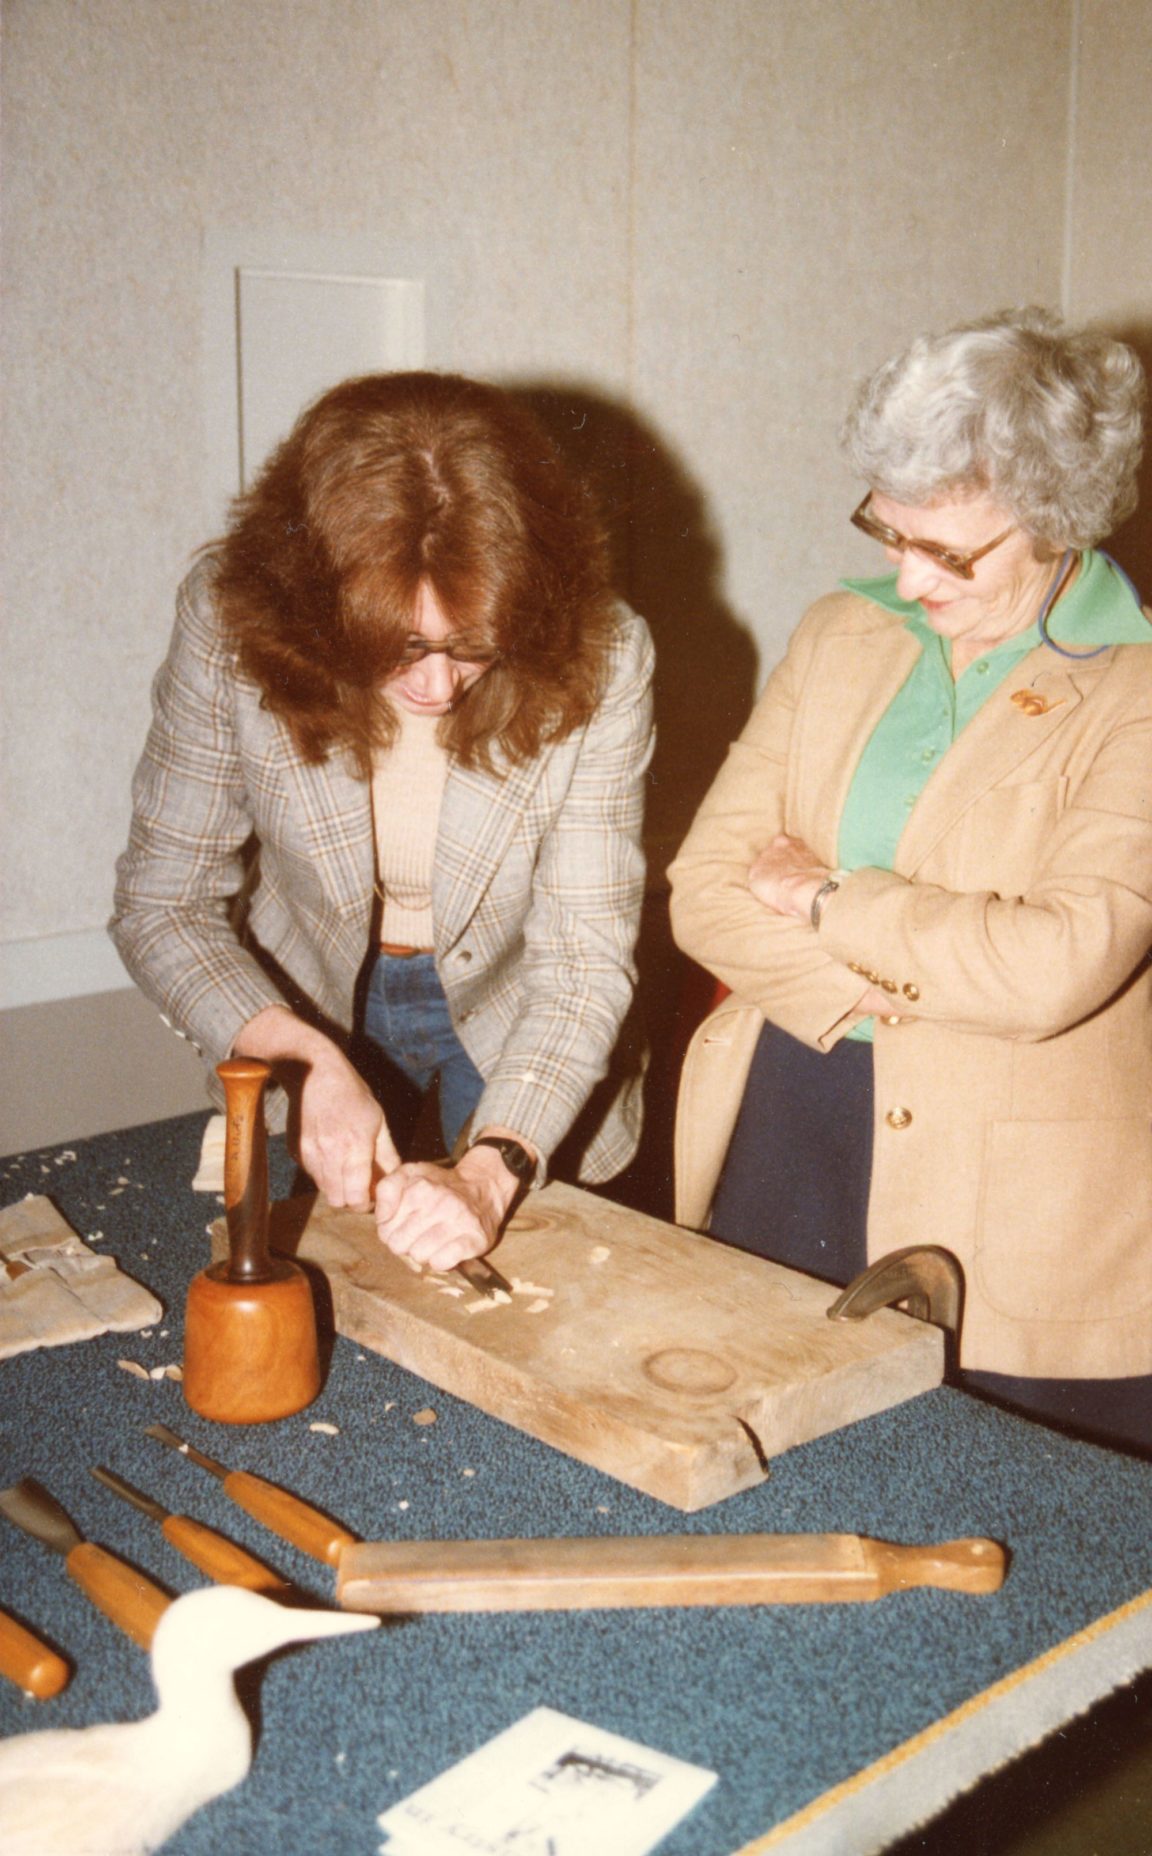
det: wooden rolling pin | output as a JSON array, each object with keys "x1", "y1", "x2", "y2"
[{"x1": 336, "y1": 1532, "x2": 1006, "y2": 1614}]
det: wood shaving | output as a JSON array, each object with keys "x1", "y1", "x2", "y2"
[
  {"x1": 398, "y1": 1253, "x2": 424, "y2": 1275},
  {"x1": 461, "y1": 1467, "x2": 475, "y2": 1478},
  {"x1": 164, "y1": 1365, "x2": 183, "y2": 1381},
  {"x1": 589, "y1": 1245, "x2": 610, "y2": 1264},
  {"x1": 434, "y1": 1283, "x2": 465, "y2": 1297},
  {"x1": 510, "y1": 1277, "x2": 552, "y2": 1298},
  {"x1": 384, "y1": 1400, "x2": 397, "y2": 1411},
  {"x1": 117, "y1": 1359, "x2": 150, "y2": 1380},
  {"x1": 310, "y1": 1421, "x2": 340, "y2": 1435},
  {"x1": 526, "y1": 1298, "x2": 550, "y2": 1315},
  {"x1": 412, "y1": 1408, "x2": 437, "y2": 1426},
  {"x1": 397, "y1": 1499, "x2": 410, "y2": 1511},
  {"x1": 463, "y1": 1297, "x2": 501, "y2": 1315}
]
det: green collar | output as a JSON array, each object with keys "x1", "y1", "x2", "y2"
[{"x1": 841, "y1": 550, "x2": 1152, "y2": 651}]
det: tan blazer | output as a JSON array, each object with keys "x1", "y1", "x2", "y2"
[{"x1": 669, "y1": 589, "x2": 1152, "y2": 1378}]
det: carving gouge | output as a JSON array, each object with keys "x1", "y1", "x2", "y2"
[
  {"x1": 0, "y1": 1479, "x2": 171, "y2": 1649},
  {"x1": 455, "y1": 1256, "x2": 514, "y2": 1300},
  {"x1": 0, "y1": 1605, "x2": 70, "y2": 1698},
  {"x1": 431, "y1": 1154, "x2": 514, "y2": 1300},
  {"x1": 144, "y1": 1423, "x2": 358, "y2": 1566},
  {"x1": 337, "y1": 1531, "x2": 1008, "y2": 1614},
  {"x1": 91, "y1": 1466, "x2": 290, "y2": 1593}
]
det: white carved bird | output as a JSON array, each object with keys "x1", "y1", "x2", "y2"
[{"x1": 0, "y1": 1584, "x2": 379, "y2": 1855}]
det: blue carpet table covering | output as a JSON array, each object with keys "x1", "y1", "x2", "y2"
[{"x1": 2, "y1": 1112, "x2": 1152, "y2": 1856}]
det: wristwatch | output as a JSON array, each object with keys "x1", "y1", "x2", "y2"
[
  {"x1": 809, "y1": 875, "x2": 841, "y2": 930},
  {"x1": 467, "y1": 1135, "x2": 537, "y2": 1199}
]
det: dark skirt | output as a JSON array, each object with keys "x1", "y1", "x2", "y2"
[{"x1": 709, "y1": 1021, "x2": 1152, "y2": 1456}]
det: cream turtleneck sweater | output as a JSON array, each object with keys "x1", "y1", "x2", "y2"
[{"x1": 370, "y1": 709, "x2": 450, "y2": 948}]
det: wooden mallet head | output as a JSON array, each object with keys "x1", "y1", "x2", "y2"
[{"x1": 182, "y1": 1058, "x2": 321, "y2": 1424}]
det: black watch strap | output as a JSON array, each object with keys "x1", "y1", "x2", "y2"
[{"x1": 467, "y1": 1135, "x2": 536, "y2": 1190}]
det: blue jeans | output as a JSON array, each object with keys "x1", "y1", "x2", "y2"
[{"x1": 362, "y1": 954, "x2": 485, "y2": 1151}]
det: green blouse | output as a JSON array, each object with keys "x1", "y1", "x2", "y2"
[{"x1": 835, "y1": 550, "x2": 1150, "y2": 1041}]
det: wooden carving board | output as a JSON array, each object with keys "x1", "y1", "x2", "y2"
[{"x1": 215, "y1": 1184, "x2": 943, "y2": 1512}]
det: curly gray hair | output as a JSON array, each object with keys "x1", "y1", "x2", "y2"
[{"x1": 841, "y1": 307, "x2": 1145, "y2": 549}]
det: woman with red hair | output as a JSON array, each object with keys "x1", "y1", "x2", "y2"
[{"x1": 113, "y1": 372, "x2": 653, "y2": 1269}]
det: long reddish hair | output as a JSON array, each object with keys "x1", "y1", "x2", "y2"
[{"x1": 211, "y1": 372, "x2": 619, "y2": 773}]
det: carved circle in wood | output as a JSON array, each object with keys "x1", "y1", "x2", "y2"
[{"x1": 642, "y1": 1348, "x2": 738, "y2": 1395}]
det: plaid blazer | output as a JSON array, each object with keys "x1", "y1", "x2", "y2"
[{"x1": 111, "y1": 558, "x2": 655, "y2": 1182}]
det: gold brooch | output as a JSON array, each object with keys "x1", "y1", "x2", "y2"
[{"x1": 1010, "y1": 689, "x2": 1066, "y2": 717}]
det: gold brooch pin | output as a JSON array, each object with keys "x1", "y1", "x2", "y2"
[{"x1": 1010, "y1": 689, "x2": 1066, "y2": 717}]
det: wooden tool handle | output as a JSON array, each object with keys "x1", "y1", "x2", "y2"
[
  {"x1": 65, "y1": 1542, "x2": 172, "y2": 1648},
  {"x1": 217, "y1": 1057, "x2": 272, "y2": 1281},
  {"x1": 871, "y1": 1536, "x2": 1007, "y2": 1596},
  {"x1": 336, "y1": 1532, "x2": 1007, "y2": 1614},
  {"x1": 161, "y1": 1514, "x2": 289, "y2": 1592},
  {"x1": 223, "y1": 1470, "x2": 358, "y2": 1566},
  {"x1": 0, "y1": 1608, "x2": 70, "y2": 1698}
]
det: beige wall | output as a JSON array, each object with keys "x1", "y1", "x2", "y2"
[
  {"x1": 4, "y1": 0, "x2": 1151, "y2": 1150},
  {"x1": 1067, "y1": 0, "x2": 1152, "y2": 602}
]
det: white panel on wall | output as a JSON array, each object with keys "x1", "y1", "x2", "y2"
[
  {"x1": 203, "y1": 233, "x2": 449, "y2": 526},
  {"x1": 236, "y1": 269, "x2": 424, "y2": 486}
]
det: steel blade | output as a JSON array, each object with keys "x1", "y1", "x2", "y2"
[
  {"x1": 0, "y1": 1479, "x2": 84, "y2": 1556},
  {"x1": 90, "y1": 1466, "x2": 170, "y2": 1523},
  {"x1": 143, "y1": 1423, "x2": 229, "y2": 1480}
]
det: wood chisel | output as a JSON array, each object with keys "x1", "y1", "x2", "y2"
[
  {"x1": 144, "y1": 1423, "x2": 358, "y2": 1566},
  {"x1": 0, "y1": 1479, "x2": 172, "y2": 1649},
  {"x1": 427, "y1": 1153, "x2": 514, "y2": 1300},
  {"x1": 91, "y1": 1466, "x2": 290, "y2": 1593},
  {"x1": 336, "y1": 1530, "x2": 1008, "y2": 1614},
  {"x1": 454, "y1": 1256, "x2": 514, "y2": 1300},
  {"x1": 0, "y1": 1605, "x2": 70, "y2": 1698}
]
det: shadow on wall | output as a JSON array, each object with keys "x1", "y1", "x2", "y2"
[
  {"x1": 513, "y1": 383, "x2": 760, "y2": 1219},
  {"x1": 1105, "y1": 321, "x2": 1152, "y2": 607},
  {"x1": 513, "y1": 382, "x2": 761, "y2": 863}
]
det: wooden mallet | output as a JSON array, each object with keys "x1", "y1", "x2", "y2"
[{"x1": 183, "y1": 1058, "x2": 321, "y2": 1423}]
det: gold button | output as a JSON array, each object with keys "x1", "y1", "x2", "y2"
[
  {"x1": 885, "y1": 1107, "x2": 913, "y2": 1130},
  {"x1": 881, "y1": 1014, "x2": 901, "y2": 1027},
  {"x1": 881, "y1": 979, "x2": 897, "y2": 994},
  {"x1": 903, "y1": 983, "x2": 920, "y2": 1001},
  {"x1": 848, "y1": 962, "x2": 866, "y2": 975},
  {"x1": 866, "y1": 969, "x2": 881, "y2": 985}
]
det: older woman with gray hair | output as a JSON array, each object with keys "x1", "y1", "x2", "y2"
[{"x1": 670, "y1": 307, "x2": 1152, "y2": 1452}]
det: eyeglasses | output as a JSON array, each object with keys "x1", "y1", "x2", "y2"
[
  {"x1": 850, "y1": 495, "x2": 1016, "y2": 581},
  {"x1": 395, "y1": 635, "x2": 502, "y2": 668}
]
